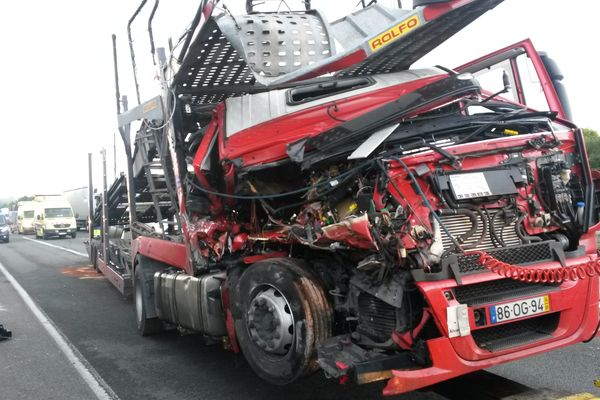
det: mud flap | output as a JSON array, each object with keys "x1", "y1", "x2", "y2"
[{"x1": 136, "y1": 257, "x2": 165, "y2": 319}]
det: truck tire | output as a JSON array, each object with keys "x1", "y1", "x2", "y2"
[
  {"x1": 232, "y1": 258, "x2": 332, "y2": 385},
  {"x1": 134, "y1": 264, "x2": 163, "y2": 336},
  {"x1": 71, "y1": 231, "x2": 77, "y2": 239}
]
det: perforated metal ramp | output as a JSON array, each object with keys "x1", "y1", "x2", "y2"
[{"x1": 173, "y1": 0, "x2": 503, "y2": 108}]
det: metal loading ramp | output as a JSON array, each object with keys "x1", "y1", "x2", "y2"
[
  {"x1": 173, "y1": 0, "x2": 503, "y2": 108},
  {"x1": 92, "y1": 128, "x2": 174, "y2": 227}
]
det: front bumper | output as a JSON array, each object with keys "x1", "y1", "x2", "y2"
[
  {"x1": 0, "y1": 232, "x2": 9, "y2": 241},
  {"x1": 382, "y1": 253, "x2": 600, "y2": 396},
  {"x1": 47, "y1": 228, "x2": 75, "y2": 237}
]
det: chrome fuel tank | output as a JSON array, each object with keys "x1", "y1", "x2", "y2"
[{"x1": 154, "y1": 271, "x2": 227, "y2": 336}]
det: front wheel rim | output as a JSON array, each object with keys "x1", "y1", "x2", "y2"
[{"x1": 246, "y1": 286, "x2": 295, "y2": 355}]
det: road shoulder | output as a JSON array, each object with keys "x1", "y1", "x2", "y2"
[{"x1": 0, "y1": 262, "x2": 115, "y2": 400}]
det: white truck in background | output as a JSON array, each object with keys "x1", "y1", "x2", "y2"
[
  {"x1": 63, "y1": 186, "x2": 90, "y2": 230},
  {"x1": 17, "y1": 201, "x2": 36, "y2": 234},
  {"x1": 32, "y1": 195, "x2": 77, "y2": 239}
]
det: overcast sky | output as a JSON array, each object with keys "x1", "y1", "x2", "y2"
[{"x1": 0, "y1": 0, "x2": 598, "y2": 200}]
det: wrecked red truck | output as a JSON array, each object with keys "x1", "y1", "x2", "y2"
[{"x1": 87, "y1": 0, "x2": 600, "y2": 395}]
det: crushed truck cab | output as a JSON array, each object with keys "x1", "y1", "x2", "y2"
[{"x1": 88, "y1": 0, "x2": 600, "y2": 396}]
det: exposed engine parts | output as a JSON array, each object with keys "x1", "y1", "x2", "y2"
[{"x1": 178, "y1": 99, "x2": 595, "y2": 385}]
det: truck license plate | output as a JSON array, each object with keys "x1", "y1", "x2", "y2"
[{"x1": 490, "y1": 295, "x2": 550, "y2": 324}]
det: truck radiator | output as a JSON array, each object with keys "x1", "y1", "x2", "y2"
[
  {"x1": 439, "y1": 211, "x2": 521, "y2": 251},
  {"x1": 357, "y1": 293, "x2": 397, "y2": 342}
]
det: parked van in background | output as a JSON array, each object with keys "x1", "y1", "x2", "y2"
[
  {"x1": 17, "y1": 201, "x2": 36, "y2": 234},
  {"x1": 33, "y1": 196, "x2": 77, "y2": 239}
]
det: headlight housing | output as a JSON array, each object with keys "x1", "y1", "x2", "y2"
[{"x1": 0, "y1": 226, "x2": 9, "y2": 233}]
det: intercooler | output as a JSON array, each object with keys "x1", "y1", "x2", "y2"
[
  {"x1": 438, "y1": 211, "x2": 557, "y2": 274},
  {"x1": 439, "y1": 211, "x2": 521, "y2": 251}
]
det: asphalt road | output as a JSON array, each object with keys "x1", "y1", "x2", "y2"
[{"x1": 0, "y1": 233, "x2": 598, "y2": 400}]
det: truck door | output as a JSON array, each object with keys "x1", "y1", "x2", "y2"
[{"x1": 455, "y1": 39, "x2": 572, "y2": 121}]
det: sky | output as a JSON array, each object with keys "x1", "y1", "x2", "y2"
[{"x1": 0, "y1": 0, "x2": 599, "y2": 200}]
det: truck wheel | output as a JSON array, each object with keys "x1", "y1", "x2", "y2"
[
  {"x1": 71, "y1": 231, "x2": 77, "y2": 239},
  {"x1": 233, "y1": 258, "x2": 332, "y2": 385},
  {"x1": 134, "y1": 266, "x2": 163, "y2": 336}
]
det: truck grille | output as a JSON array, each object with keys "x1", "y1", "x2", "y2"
[
  {"x1": 53, "y1": 223, "x2": 70, "y2": 228},
  {"x1": 472, "y1": 313, "x2": 559, "y2": 352},
  {"x1": 455, "y1": 241, "x2": 555, "y2": 274},
  {"x1": 357, "y1": 293, "x2": 396, "y2": 342},
  {"x1": 454, "y1": 278, "x2": 559, "y2": 306}
]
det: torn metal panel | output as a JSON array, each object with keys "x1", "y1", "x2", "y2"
[
  {"x1": 299, "y1": 74, "x2": 481, "y2": 169},
  {"x1": 0, "y1": 323, "x2": 11, "y2": 340},
  {"x1": 348, "y1": 123, "x2": 400, "y2": 160}
]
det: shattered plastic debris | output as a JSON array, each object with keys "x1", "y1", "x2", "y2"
[{"x1": 0, "y1": 323, "x2": 11, "y2": 340}]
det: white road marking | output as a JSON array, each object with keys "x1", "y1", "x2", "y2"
[
  {"x1": 22, "y1": 236, "x2": 88, "y2": 258},
  {"x1": 0, "y1": 260, "x2": 119, "y2": 400}
]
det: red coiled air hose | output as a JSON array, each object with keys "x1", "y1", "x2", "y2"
[{"x1": 469, "y1": 250, "x2": 600, "y2": 283}]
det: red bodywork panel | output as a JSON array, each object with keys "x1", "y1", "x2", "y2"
[
  {"x1": 132, "y1": 236, "x2": 190, "y2": 274},
  {"x1": 220, "y1": 75, "x2": 445, "y2": 167},
  {"x1": 383, "y1": 277, "x2": 599, "y2": 395},
  {"x1": 321, "y1": 214, "x2": 375, "y2": 249}
]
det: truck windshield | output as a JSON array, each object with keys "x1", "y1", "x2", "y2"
[
  {"x1": 24, "y1": 211, "x2": 34, "y2": 218},
  {"x1": 45, "y1": 208, "x2": 73, "y2": 218}
]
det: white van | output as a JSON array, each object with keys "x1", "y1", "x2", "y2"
[
  {"x1": 33, "y1": 198, "x2": 77, "y2": 239},
  {"x1": 17, "y1": 201, "x2": 36, "y2": 234}
]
